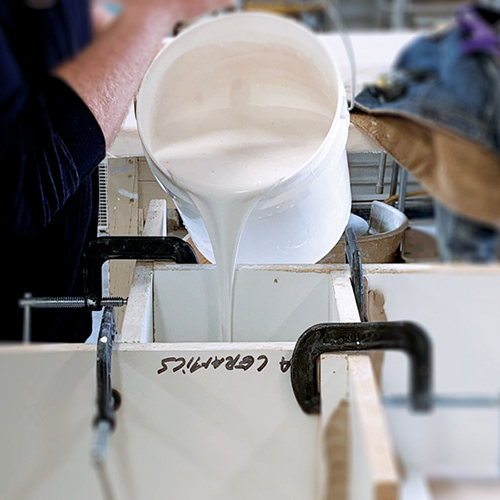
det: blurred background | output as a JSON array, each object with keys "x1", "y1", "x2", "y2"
[{"x1": 104, "y1": 0, "x2": 500, "y2": 265}]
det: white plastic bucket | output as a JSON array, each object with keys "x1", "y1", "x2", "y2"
[{"x1": 137, "y1": 12, "x2": 351, "y2": 264}]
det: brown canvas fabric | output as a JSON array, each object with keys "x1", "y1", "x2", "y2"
[{"x1": 350, "y1": 110, "x2": 500, "y2": 227}]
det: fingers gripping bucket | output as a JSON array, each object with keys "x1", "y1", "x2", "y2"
[{"x1": 137, "y1": 13, "x2": 351, "y2": 264}]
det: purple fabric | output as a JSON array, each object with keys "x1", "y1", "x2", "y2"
[{"x1": 456, "y1": 4, "x2": 500, "y2": 57}]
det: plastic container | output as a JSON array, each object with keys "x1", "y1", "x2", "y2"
[{"x1": 136, "y1": 12, "x2": 351, "y2": 264}]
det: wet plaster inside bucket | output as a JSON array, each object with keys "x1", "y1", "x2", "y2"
[{"x1": 149, "y1": 40, "x2": 338, "y2": 341}]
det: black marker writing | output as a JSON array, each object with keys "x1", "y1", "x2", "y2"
[
  {"x1": 235, "y1": 355, "x2": 255, "y2": 371},
  {"x1": 279, "y1": 356, "x2": 291, "y2": 373},
  {"x1": 257, "y1": 355, "x2": 268, "y2": 372},
  {"x1": 157, "y1": 353, "x2": 287, "y2": 375}
]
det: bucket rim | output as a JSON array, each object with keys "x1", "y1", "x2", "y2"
[{"x1": 136, "y1": 10, "x2": 348, "y2": 195}]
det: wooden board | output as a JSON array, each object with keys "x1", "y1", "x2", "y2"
[
  {"x1": 107, "y1": 156, "x2": 140, "y2": 330},
  {"x1": 429, "y1": 479, "x2": 500, "y2": 500},
  {"x1": 320, "y1": 354, "x2": 400, "y2": 500},
  {"x1": 117, "y1": 199, "x2": 167, "y2": 343}
]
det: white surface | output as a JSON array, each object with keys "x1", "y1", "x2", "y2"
[
  {"x1": 402, "y1": 469, "x2": 434, "y2": 500},
  {"x1": 386, "y1": 406, "x2": 500, "y2": 478},
  {"x1": 368, "y1": 268, "x2": 500, "y2": 394},
  {"x1": 152, "y1": 264, "x2": 341, "y2": 342},
  {"x1": 365, "y1": 265, "x2": 500, "y2": 478},
  {"x1": 0, "y1": 343, "x2": 319, "y2": 500}
]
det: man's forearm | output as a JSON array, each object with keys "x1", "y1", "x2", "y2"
[{"x1": 53, "y1": 6, "x2": 175, "y2": 149}]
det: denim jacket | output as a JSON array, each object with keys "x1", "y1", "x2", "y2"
[{"x1": 354, "y1": 3, "x2": 500, "y2": 159}]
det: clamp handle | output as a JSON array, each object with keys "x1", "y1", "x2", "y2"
[{"x1": 83, "y1": 236, "x2": 198, "y2": 310}]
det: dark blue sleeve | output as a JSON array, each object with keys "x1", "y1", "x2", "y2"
[{"x1": 0, "y1": 22, "x2": 106, "y2": 238}]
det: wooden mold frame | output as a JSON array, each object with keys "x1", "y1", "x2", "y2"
[
  {"x1": 104, "y1": 153, "x2": 424, "y2": 328},
  {"x1": 115, "y1": 199, "x2": 500, "y2": 499},
  {"x1": 119, "y1": 199, "x2": 400, "y2": 499},
  {"x1": 0, "y1": 197, "x2": 402, "y2": 500}
]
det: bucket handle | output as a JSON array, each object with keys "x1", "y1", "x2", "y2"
[{"x1": 324, "y1": 2, "x2": 357, "y2": 112}]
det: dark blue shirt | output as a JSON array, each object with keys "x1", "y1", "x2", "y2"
[{"x1": 1, "y1": 0, "x2": 106, "y2": 342}]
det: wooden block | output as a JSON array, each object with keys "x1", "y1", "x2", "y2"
[
  {"x1": 118, "y1": 200, "x2": 167, "y2": 342},
  {"x1": 320, "y1": 353, "x2": 400, "y2": 500},
  {"x1": 348, "y1": 354, "x2": 399, "y2": 500}
]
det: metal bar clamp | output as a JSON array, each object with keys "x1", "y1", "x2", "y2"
[
  {"x1": 344, "y1": 226, "x2": 368, "y2": 322},
  {"x1": 290, "y1": 321, "x2": 433, "y2": 414},
  {"x1": 92, "y1": 306, "x2": 121, "y2": 500}
]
